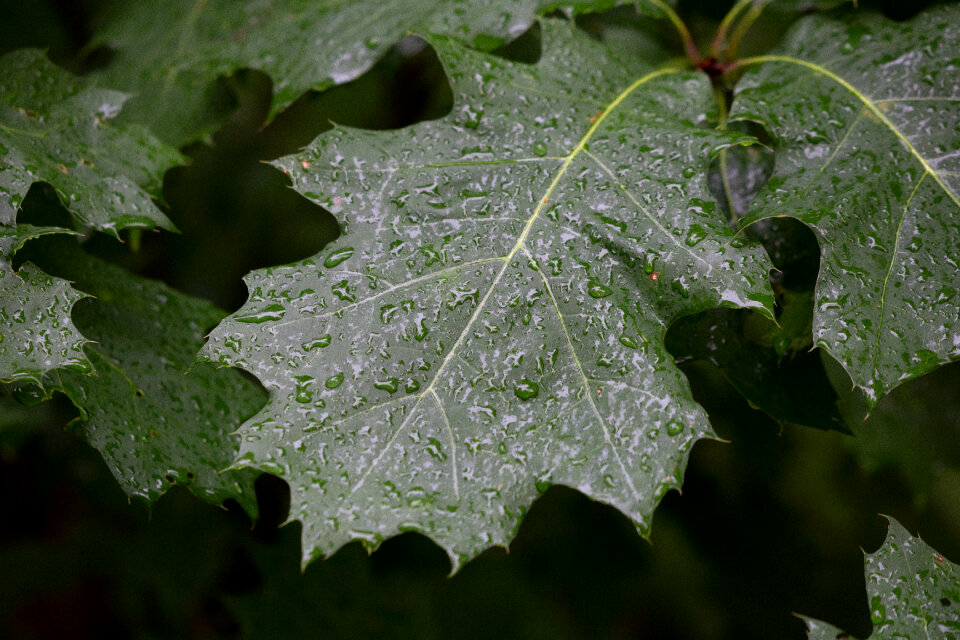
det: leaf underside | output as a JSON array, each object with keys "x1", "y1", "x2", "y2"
[
  {"x1": 203, "y1": 19, "x2": 774, "y2": 568},
  {"x1": 802, "y1": 517, "x2": 960, "y2": 639},
  {"x1": 732, "y1": 5, "x2": 960, "y2": 407}
]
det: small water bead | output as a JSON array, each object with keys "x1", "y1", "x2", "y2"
[{"x1": 325, "y1": 373, "x2": 345, "y2": 389}]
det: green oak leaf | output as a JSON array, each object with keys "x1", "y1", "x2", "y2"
[
  {"x1": 0, "y1": 48, "x2": 181, "y2": 233},
  {"x1": 35, "y1": 240, "x2": 266, "y2": 513},
  {"x1": 87, "y1": 0, "x2": 674, "y2": 145},
  {"x1": 730, "y1": 6, "x2": 960, "y2": 408},
  {"x1": 201, "y1": 19, "x2": 774, "y2": 568},
  {"x1": 667, "y1": 307, "x2": 845, "y2": 432},
  {"x1": 802, "y1": 517, "x2": 960, "y2": 639},
  {"x1": 1, "y1": 48, "x2": 181, "y2": 386},
  {"x1": 0, "y1": 225, "x2": 90, "y2": 384}
]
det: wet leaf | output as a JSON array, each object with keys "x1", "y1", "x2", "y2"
[
  {"x1": 731, "y1": 6, "x2": 960, "y2": 407},
  {"x1": 802, "y1": 517, "x2": 960, "y2": 639},
  {"x1": 0, "y1": 48, "x2": 180, "y2": 233},
  {"x1": 0, "y1": 226, "x2": 89, "y2": 385},
  {"x1": 87, "y1": 0, "x2": 671, "y2": 145},
  {"x1": 667, "y1": 307, "x2": 845, "y2": 432},
  {"x1": 202, "y1": 20, "x2": 774, "y2": 568},
  {"x1": 1, "y1": 49, "x2": 181, "y2": 386},
  {"x1": 38, "y1": 241, "x2": 266, "y2": 513}
]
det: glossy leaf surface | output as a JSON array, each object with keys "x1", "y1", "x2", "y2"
[
  {"x1": 203, "y1": 20, "x2": 774, "y2": 567},
  {"x1": 87, "y1": 0, "x2": 675, "y2": 145},
  {"x1": 39, "y1": 242, "x2": 265, "y2": 513},
  {"x1": 0, "y1": 226, "x2": 89, "y2": 384},
  {"x1": 803, "y1": 517, "x2": 960, "y2": 639},
  {"x1": 0, "y1": 49, "x2": 180, "y2": 233},
  {"x1": 731, "y1": 6, "x2": 960, "y2": 407}
]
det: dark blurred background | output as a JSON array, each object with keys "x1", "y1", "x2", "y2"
[{"x1": 1, "y1": 1, "x2": 958, "y2": 638}]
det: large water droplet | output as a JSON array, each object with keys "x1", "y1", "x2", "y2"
[
  {"x1": 685, "y1": 224, "x2": 707, "y2": 247},
  {"x1": 235, "y1": 304, "x2": 285, "y2": 323},
  {"x1": 323, "y1": 247, "x2": 354, "y2": 268},
  {"x1": 587, "y1": 278, "x2": 612, "y2": 298},
  {"x1": 302, "y1": 334, "x2": 332, "y2": 351},
  {"x1": 870, "y1": 596, "x2": 886, "y2": 624},
  {"x1": 325, "y1": 373, "x2": 345, "y2": 389},
  {"x1": 514, "y1": 379, "x2": 539, "y2": 400},
  {"x1": 374, "y1": 377, "x2": 399, "y2": 393}
]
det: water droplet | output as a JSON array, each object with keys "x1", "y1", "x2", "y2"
[
  {"x1": 301, "y1": 334, "x2": 332, "y2": 351},
  {"x1": 514, "y1": 379, "x2": 539, "y2": 400},
  {"x1": 406, "y1": 487, "x2": 429, "y2": 507},
  {"x1": 380, "y1": 304, "x2": 398, "y2": 324},
  {"x1": 424, "y1": 437, "x2": 447, "y2": 461},
  {"x1": 404, "y1": 379, "x2": 420, "y2": 393},
  {"x1": 414, "y1": 317, "x2": 429, "y2": 341},
  {"x1": 587, "y1": 278, "x2": 612, "y2": 298},
  {"x1": 11, "y1": 384, "x2": 45, "y2": 406},
  {"x1": 870, "y1": 596, "x2": 886, "y2": 624},
  {"x1": 666, "y1": 421, "x2": 684, "y2": 436},
  {"x1": 295, "y1": 385, "x2": 313, "y2": 403},
  {"x1": 685, "y1": 224, "x2": 707, "y2": 247},
  {"x1": 325, "y1": 373, "x2": 345, "y2": 389},
  {"x1": 332, "y1": 280, "x2": 355, "y2": 302},
  {"x1": 235, "y1": 303, "x2": 285, "y2": 323},
  {"x1": 619, "y1": 335, "x2": 638, "y2": 349},
  {"x1": 374, "y1": 377, "x2": 399, "y2": 393},
  {"x1": 533, "y1": 141, "x2": 547, "y2": 157},
  {"x1": 323, "y1": 247, "x2": 354, "y2": 268}
]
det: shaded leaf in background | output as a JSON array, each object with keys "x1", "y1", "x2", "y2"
[
  {"x1": 731, "y1": 5, "x2": 960, "y2": 407},
  {"x1": 824, "y1": 355, "x2": 960, "y2": 511},
  {"x1": 803, "y1": 517, "x2": 960, "y2": 638},
  {"x1": 85, "y1": 0, "x2": 678, "y2": 145},
  {"x1": 203, "y1": 19, "x2": 774, "y2": 567},
  {"x1": 1, "y1": 48, "x2": 181, "y2": 387},
  {"x1": 667, "y1": 307, "x2": 845, "y2": 432},
  {"x1": 0, "y1": 48, "x2": 180, "y2": 232},
  {"x1": 25, "y1": 238, "x2": 266, "y2": 512}
]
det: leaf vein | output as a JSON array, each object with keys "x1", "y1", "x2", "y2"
[
  {"x1": 430, "y1": 388, "x2": 459, "y2": 501},
  {"x1": 874, "y1": 172, "x2": 926, "y2": 379},
  {"x1": 738, "y1": 55, "x2": 960, "y2": 208},
  {"x1": 521, "y1": 244, "x2": 640, "y2": 501}
]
